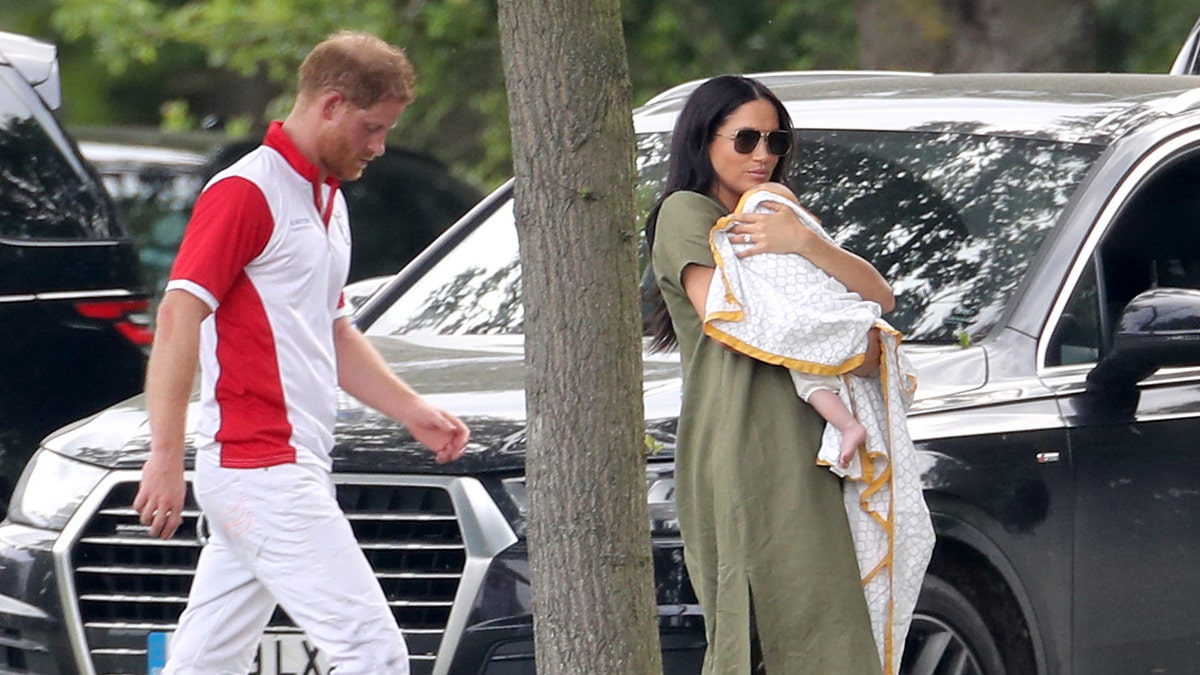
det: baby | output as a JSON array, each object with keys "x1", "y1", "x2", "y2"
[{"x1": 704, "y1": 182, "x2": 881, "y2": 475}]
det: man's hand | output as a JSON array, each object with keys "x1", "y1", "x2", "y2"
[
  {"x1": 333, "y1": 317, "x2": 471, "y2": 463},
  {"x1": 133, "y1": 450, "x2": 187, "y2": 539},
  {"x1": 401, "y1": 399, "x2": 470, "y2": 464}
]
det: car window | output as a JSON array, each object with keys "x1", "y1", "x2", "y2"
[
  {"x1": 367, "y1": 133, "x2": 674, "y2": 337},
  {"x1": 1048, "y1": 147, "x2": 1200, "y2": 366},
  {"x1": 1048, "y1": 262, "x2": 1103, "y2": 365},
  {"x1": 0, "y1": 74, "x2": 114, "y2": 241},
  {"x1": 368, "y1": 129, "x2": 1103, "y2": 344}
]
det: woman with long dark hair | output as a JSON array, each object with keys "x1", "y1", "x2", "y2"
[{"x1": 647, "y1": 75, "x2": 894, "y2": 674}]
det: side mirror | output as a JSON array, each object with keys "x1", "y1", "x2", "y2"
[{"x1": 1087, "y1": 288, "x2": 1200, "y2": 390}]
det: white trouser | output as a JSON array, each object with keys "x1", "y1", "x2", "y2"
[{"x1": 164, "y1": 458, "x2": 409, "y2": 675}]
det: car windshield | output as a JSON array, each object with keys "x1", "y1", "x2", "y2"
[{"x1": 366, "y1": 128, "x2": 1103, "y2": 344}]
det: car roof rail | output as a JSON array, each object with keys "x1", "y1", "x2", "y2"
[
  {"x1": 1171, "y1": 17, "x2": 1200, "y2": 75},
  {"x1": 1149, "y1": 86, "x2": 1200, "y2": 116},
  {"x1": 0, "y1": 30, "x2": 62, "y2": 110},
  {"x1": 638, "y1": 70, "x2": 930, "y2": 109}
]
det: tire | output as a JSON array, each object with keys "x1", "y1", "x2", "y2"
[{"x1": 900, "y1": 574, "x2": 1007, "y2": 675}]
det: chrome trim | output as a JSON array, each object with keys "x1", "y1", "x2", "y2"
[
  {"x1": 76, "y1": 536, "x2": 198, "y2": 547},
  {"x1": 77, "y1": 593, "x2": 189, "y2": 603},
  {"x1": 1037, "y1": 130, "x2": 1200, "y2": 373},
  {"x1": 386, "y1": 600, "x2": 455, "y2": 608},
  {"x1": 906, "y1": 377, "x2": 1066, "y2": 441},
  {"x1": 909, "y1": 407, "x2": 1065, "y2": 441},
  {"x1": 1040, "y1": 363, "x2": 1200, "y2": 401},
  {"x1": 56, "y1": 469, "x2": 518, "y2": 675},
  {"x1": 0, "y1": 288, "x2": 138, "y2": 305},
  {"x1": 36, "y1": 288, "x2": 137, "y2": 301},
  {"x1": 432, "y1": 477, "x2": 519, "y2": 675},
  {"x1": 55, "y1": 470, "x2": 139, "y2": 675},
  {"x1": 1035, "y1": 452, "x2": 1061, "y2": 464},
  {"x1": 196, "y1": 511, "x2": 209, "y2": 546},
  {"x1": 80, "y1": 621, "x2": 180, "y2": 631},
  {"x1": 0, "y1": 236, "x2": 127, "y2": 247},
  {"x1": 74, "y1": 566, "x2": 195, "y2": 575}
]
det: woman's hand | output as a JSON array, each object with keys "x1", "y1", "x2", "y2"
[
  {"x1": 726, "y1": 201, "x2": 820, "y2": 258},
  {"x1": 726, "y1": 202, "x2": 896, "y2": 313},
  {"x1": 850, "y1": 328, "x2": 883, "y2": 377}
]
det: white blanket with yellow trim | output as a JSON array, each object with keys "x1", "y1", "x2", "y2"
[
  {"x1": 703, "y1": 187, "x2": 935, "y2": 675},
  {"x1": 704, "y1": 190, "x2": 882, "y2": 380}
]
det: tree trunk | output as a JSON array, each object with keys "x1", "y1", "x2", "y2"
[
  {"x1": 496, "y1": 1, "x2": 663, "y2": 673},
  {"x1": 856, "y1": 0, "x2": 1097, "y2": 72}
]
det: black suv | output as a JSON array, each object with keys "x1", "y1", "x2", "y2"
[
  {"x1": 8, "y1": 70, "x2": 1200, "y2": 675},
  {"x1": 0, "y1": 32, "x2": 149, "y2": 515}
]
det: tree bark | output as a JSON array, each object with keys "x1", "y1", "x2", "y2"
[
  {"x1": 496, "y1": 1, "x2": 663, "y2": 673},
  {"x1": 857, "y1": 0, "x2": 1097, "y2": 72}
]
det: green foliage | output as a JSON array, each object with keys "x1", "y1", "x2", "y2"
[
  {"x1": 1095, "y1": 0, "x2": 1200, "y2": 72},
  {"x1": 10, "y1": 0, "x2": 1200, "y2": 186},
  {"x1": 51, "y1": 0, "x2": 169, "y2": 74},
  {"x1": 159, "y1": 99, "x2": 195, "y2": 131},
  {"x1": 0, "y1": 0, "x2": 55, "y2": 35},
  {"x1": 36, "y1": 0, "x2": 858, "y2": 188},
  {"x1": 623, "y1": 0, "x2": 857, "y2": 103}
]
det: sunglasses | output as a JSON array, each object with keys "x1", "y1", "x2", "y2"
[{"x1": 715, "y1": 128, "x2": 792, "y2": 156}]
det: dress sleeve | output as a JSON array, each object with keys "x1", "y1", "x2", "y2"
[{"x1": 651, "y1": 191, "x2": 727, "y2": 294}]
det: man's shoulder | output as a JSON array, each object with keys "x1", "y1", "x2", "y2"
[
  {"x1": 198, "y1": 148, "x2": 311, "y2": 217},
  {"x1": 204, "y1": 145, "x2": 285, "y2": 191}
]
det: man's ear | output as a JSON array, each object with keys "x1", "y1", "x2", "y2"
[{"x1": 320, "y1": 91, "x2": 346, "y2": 121}]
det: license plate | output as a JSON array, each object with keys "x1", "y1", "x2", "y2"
[{"x1": 148, "y1": 630, "x2": 330, "y2": 675}]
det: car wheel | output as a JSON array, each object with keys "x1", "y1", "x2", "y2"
[{"x1": 900, "y1": 574, "x2": 1007, "y2": 675}]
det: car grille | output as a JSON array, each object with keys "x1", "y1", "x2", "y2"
[{"x1": 67, "y1": 477, "x2": 468, "y2": 675}]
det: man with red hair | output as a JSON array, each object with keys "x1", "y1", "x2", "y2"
[{"x1": 134, "y1": 32, "x2": 470, "y2": 675}]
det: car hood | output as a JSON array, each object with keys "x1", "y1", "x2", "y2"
[{"x1": 43, "y1": 335, "x2": 985, "y2": 474}]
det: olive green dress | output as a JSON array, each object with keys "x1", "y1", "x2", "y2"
[{"x1": 653, "y1": 191, "x2": 881, "y2": 675}]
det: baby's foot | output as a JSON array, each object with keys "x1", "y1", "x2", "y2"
[{"x1": 838, "y1": 421, "x2": 867, "y2": 468}]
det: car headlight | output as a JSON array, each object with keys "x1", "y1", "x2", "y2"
[
  {"x1": 500, "y1": 476, "x2": 528, "y2": 537},
  {"x1": 7, "y1": 449, "x2": 108, "y2": 531},
  {"x1": 499, "y1": 463, "x2": 679, "y2": 538},
  {"x1": 645, "y1": 465, "x2": 679, "y2": 537}
]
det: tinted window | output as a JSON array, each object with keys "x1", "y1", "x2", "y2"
[
  {"x1": 368, "y1": 129, "x2": 1103, "y2": 344},
  {"x1": 0, "y1": 74, "x2": 114, "y2": 241},
  {"x1": 1048, "y1": 149, "x2": 1200, "y2": 366}
]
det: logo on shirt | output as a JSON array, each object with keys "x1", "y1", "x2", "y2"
[
  {"x1": 290, "y1": 217, "x2": 316, "y2": 231},
  {"x1": 333, "y1": 213, "x2": 351, "y2": 245}
]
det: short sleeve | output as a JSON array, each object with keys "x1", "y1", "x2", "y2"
[
  {"x1": 652, "y1": 191, "x2": 726, "y2": 293},
  {"x1": 167, "y1": 176, "x2": 273, "y2": 310}
]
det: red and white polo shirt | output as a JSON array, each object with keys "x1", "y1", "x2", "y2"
[{"x1": 167, "y1": 122, "x2": 351, "y2": 470}]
